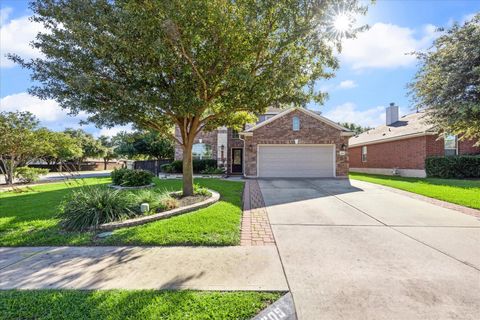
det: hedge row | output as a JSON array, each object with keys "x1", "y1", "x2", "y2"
[
  {"x1": 425, "y1": 155, "x2": 480, "y2": 178},
  {"x1": 161, "y1": 159, "x2": 217, "y2": 174}
]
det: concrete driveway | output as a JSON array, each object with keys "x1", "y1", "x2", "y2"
[{"x1": 259, "y1": 178, "x2": 480, "y2": 320}]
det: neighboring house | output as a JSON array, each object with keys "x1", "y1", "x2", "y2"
[
  {"x1": 174, "y1": 107, "x2": 354, "y2": 178},
  {"x1": 349, "y1": 103, "x2": 480, "y2": 178}
]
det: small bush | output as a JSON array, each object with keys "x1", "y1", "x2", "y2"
[
  {"x1": 201, "y1": 166, "x2": 225, "y2": 174},
  {"x1": 158, "y1": 195, "x2": 179, "y2": 212},
  {"x1": 121, "y1": 170, "x2": 154, "y2": 187},
  {"x1": 168, "y1": 159, "x2": 217, "y2": 173},
  {"x1": 160, "y1": 163, "x2": 174, "y2": 173},
  {"x1": 111, "y1": 168, "x2": 129, "y2": 185},
  {"x1": 194, "y1": 183, "x2": 211, "y2": 196},
  {"x1": 14, "y1": 167, "x2": 49, "y2": 183},
  {"x1": 111, "y1": 168, "x2": 154, "y2": 186},
  {"x1": 425, "y1": 155, "x2": 480, "y2": 178},
  {"x1": 59, "y1": 187, "x2": 138, "y2": 231}
]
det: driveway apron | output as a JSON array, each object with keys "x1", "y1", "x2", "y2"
[{"x1": 258, "y1": 178, "x2": 480, "y2": 320}]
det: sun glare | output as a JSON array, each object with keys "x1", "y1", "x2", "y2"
[{"x1": 333, "y1": 13, "x2": 352, "y2": 32}]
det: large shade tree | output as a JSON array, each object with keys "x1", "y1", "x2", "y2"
[
  {"x1": 12, "y1": 0, "x2": 367, "y2": 195},
  {"x1": 409, "y1": 13, "x2": 480, "y2": 145}
]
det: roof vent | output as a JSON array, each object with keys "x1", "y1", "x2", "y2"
[{"x1": 386, "y1": 103, "x2": 399, "y2": 126}]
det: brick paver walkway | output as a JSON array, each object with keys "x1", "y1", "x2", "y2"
[{"x1": 241, "y1": 180, "x2": 275, "y2": 246}]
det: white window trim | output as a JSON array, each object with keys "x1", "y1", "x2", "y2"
[{"x1": 361, "y1": 146, "x2": 367, "y2": 162}]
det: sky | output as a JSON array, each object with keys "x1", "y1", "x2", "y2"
[{"x1": 1, "y1": 0, "x2": 479, "y2": 136}]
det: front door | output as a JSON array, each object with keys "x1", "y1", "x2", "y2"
[{"x1": 231, "y1": 148, "x2": 243, "y2": 174}]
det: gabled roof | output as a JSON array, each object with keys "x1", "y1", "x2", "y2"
[
  {"x1": 349, "y1": 112, "x2": 436, "y2": 147},
  {"x1": 242, "y1": 107, "x2": 354, "y2": 135}
]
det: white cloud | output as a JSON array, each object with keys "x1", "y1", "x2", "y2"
[
  {"x1": 324, "y1": 102, "x2": 387, "y2": 128},
  {"x1": 0, "y1": 13, "x2": 45, "y2": 68},
  {"x1": 338, "y1": 80, "x2": 357, "y2": 89},
  {"x1": 340, "y1": 22, "x2": 438, "y2": 69},
  {"x1": 0, "y1": 7, "x2": 12, "y2": 25},
  {"x1": 0, "y1": 92, "x2": 68, "y2": 122},
  {"x1": 97, "y1": 125, "x2": 133, "y2": 137}
]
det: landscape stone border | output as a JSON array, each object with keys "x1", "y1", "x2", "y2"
[
  {"x1": 108, "y1": 183, "x2": 156, "y2": 190},
  {"x1": 97, "y1": 189, "x2": 220, "y2": 231}
]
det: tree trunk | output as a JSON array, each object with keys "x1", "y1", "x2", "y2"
[
  {"x1": 104, "y1": 159, "x2": 107, "y2": 170},
  {"x1": 6, "y1": 159, "x2": 14, "y2": 185},
  {"x1": 182, "y1": 142, "x2": 194, "y2": 196}
]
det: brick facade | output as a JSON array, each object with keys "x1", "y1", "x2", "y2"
[
  {"x1": 244, "y1": 109, "x2": 350, "y2": 177},
  {"x1": 350, "y1": 135, "x2": 480, "y2": 170}
]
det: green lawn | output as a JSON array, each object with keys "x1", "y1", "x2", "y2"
[
  {"x1": 349, "y1": 172, "x2": 480, "y2": 209},
  {"x1": 0, "y1": 177, "x2": 244, "y2": 246},
  {"x1": 0, "y1": 290, "x2": 281, "y2": 320}
]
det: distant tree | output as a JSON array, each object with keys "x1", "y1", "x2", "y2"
[
  {"x1": 41, "y1": 131, "x2": 83, "y2": 171},
  {"x1": 114, "y1": 131, "x2": 174, "y2": 161},
  {"x1": 409, "y1": 13, "x2": 480, "y2": 145},
  {"x1": 0, "y1": 111, "x2": 49, "y2": 184},
  {"x1": 64, "y1": 129, "x2": 105, "y2": 170},
  {"x1": 13, "y1": 0, "x2": 368, "y2": 195},
  {"x1": 339, "y1": 122, "x2": 371, "y2": 135},
  {"x1": 98, "y1": 135, "x2": 118, "y2": 170}
]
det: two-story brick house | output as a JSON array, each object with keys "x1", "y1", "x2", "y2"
[{"x1": 174, "y1": 107, "x2": 354, "y2": 178}]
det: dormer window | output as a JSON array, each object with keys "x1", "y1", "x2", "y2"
[{"x1": 292, "y1": 116, "x2": 300, "y2": 131}]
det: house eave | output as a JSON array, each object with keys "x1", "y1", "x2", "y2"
[{"x1": 349, "y1": 131, "x2": 437, "y2": 147}]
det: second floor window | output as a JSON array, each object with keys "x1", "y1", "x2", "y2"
[
  {"x1": 232, "y1": 130, "x2": 239, "y2": 139},
  {"x1": 361, "y1": 146, "x2": 367, "y2": 162},
  {"x1": 292, "y1": 116, "x2": 300, "y2": 131}
]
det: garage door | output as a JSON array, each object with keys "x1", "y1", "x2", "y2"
[{"x1": 258, "y1": 145, "x2": 335, "y2": 178}]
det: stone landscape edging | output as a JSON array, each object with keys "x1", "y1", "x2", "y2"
[{"x1": 97, "y1": 189, "x2": 220, "y2": 231}]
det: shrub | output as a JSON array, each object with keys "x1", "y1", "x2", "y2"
[
  {"x1": 425, "y1": 155, "x2": 480, "y2": 178},
  {"x1": 59, "y1": 187, "x2": 138, "y2": 231},
  {"x1": 121, "y1": 169, "x2": 154, "y2": 187},
  {"x1": 168, "y1": 159, "x2": 217, "y2": 173},
  {"x1": 14, "y1": 167, "x2": 49, "y2": 183},
  {"x1": 160, "y1": 163, "x2": 174, "y2": 173},
  {"x1": 158, "y1": 195, "x2": 179, "y2": 212},
  {"x1": 193, "y1": 183, "x2": 211, "y2": 196},
  {"x1": 111, "y1": 168, "x2": 129, "y2": 185},
  {"x1": 111, "y1": 168, "x2": 154, "y2": 186},
  {"x1": 201, "y1": 166, "x2": 225, "y2": 174}
]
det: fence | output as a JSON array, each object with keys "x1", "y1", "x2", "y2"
[{"x1": 134, "y1": 159, "x2": 172, "y2": 175}]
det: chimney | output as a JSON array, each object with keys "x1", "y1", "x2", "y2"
[{"x1": 386, "y1": 102, "x2": 399, "y2": 126}]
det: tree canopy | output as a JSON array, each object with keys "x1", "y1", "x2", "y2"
[
  {"x1": 339, "y1": 122, "x2": 371, "y2": 135},
  {"x1": 0, "y1": 111, "x2": 49, "y2": 184},
  {"x1": 114, "y1": 131, "x2": 174, "y2": 161},
  {"x1": 409, "y1": 13, "x2": 480, "y2": 145},
  {"x1": 12, "y1": 0, "x2": 367, "y2": 194}
]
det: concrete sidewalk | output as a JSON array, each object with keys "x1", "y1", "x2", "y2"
[{"x1": 0, "y1": 246, "x2": 288, "y2": 291}]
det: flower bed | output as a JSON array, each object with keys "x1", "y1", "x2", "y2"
[{"x1": 97, "y1": 189, "x2": 220, "y2": 230}]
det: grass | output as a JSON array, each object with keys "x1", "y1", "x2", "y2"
[
  {"x1": 0, "y1": 177, "x2": 244, "y2": 246},
  {"x1": 0, "y1": 290, "x2": 281, "y2": 320},
  {"x1": 349, "y1": 172, "x2": 480, "y2": 209}
]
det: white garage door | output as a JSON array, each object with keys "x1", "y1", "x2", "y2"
[{"x1": 258, "y1": 145, "x2": 335, "y2": 178}]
